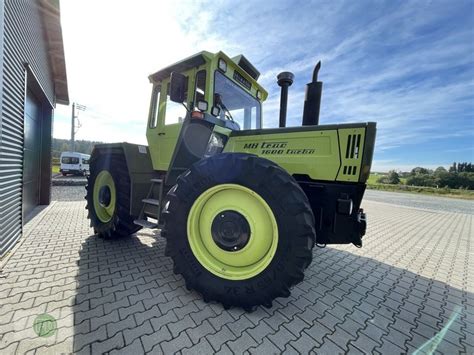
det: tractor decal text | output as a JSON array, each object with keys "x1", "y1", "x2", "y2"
[{"x1": 242, "y1": 141, "x2": 315, "y2": 156}]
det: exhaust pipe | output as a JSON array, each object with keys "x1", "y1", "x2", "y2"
[
  {"x1": 277, "y1": 71, "x2": 294, "y2": 128},
  {"x1": 302, "y1": 61, "x2": 323, "y2": 126}
]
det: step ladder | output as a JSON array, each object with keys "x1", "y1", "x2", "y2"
[{"x1": 133, "y1": 178, "x2": 164, "y2": 229}]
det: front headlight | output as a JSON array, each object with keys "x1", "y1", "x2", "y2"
[{"x1": 204, "y1": 133, "x2": 225, "y2": 158}]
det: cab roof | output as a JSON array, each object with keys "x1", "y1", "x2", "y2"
[{"x1": 149, "y1": 51, "x2": 261, "y2": 83}]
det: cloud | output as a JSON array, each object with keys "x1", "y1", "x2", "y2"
[{"x1": 56, "y1": 0, "x2": 474, "y2": 168}]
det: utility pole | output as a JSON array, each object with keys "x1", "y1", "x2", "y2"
[
  {"x1": 70, "y1": 102, "x2": 76, "y2": 152},
  {"x1": 70, "y1": 102, "x2": 86, "y2": 152}
]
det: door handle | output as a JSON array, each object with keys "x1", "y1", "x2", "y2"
[{"x1": 158, "y1": 132, "x2": 165, "y2": 136}]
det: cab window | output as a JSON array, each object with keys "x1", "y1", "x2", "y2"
[
  {"x1": 148, "y1": 85, "x2": 161, "y2": 128},
  {"x1": 194, "y1": 70, "x2": 206, "y2": 110},
  {"x1": 165, "y1": 81, "x2": 188, "y2": 125},
  {"x1": 213, "y1": 71, "x2": 261, "y2": 129}
]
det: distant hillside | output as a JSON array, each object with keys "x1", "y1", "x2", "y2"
[{"x1": 52, "y1": 138, "x2": 104, "y2": 159}]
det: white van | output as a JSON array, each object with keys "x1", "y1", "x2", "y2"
[{"x1": 60, "y1": 152, "x2": 90, "y2": 176}]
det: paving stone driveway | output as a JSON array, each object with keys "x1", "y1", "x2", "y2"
[{"x1": 0, "y1": 198, "x2": 472, "y2": 354}]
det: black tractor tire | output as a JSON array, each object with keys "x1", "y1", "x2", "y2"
[
  {"x1": 162, "y1": 153, "x2": 316, "y2": 309},
  {"x1": 85, "y1": 152, "x2": 141, "y2": 238}
]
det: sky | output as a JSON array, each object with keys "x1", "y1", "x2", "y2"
[{"x1": 54, "y1": 0, "x2": 474, "y2": 172}]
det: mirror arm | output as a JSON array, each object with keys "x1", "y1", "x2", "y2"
[{"x1": 182, "y1": 102, "x2": 191, "y2": 113}]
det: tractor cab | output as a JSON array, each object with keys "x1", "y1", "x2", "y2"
[{"x1": 146, "y1": 51, "x2": 268, "y2": 172}]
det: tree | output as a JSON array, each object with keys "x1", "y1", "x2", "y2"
[
  {"x1": 449, "y1": 162, "x2": 457, "y2": 173},
  {"x1": 60, "y1": 142, "x2": 69, "y2": 153},
  {"x1": 411, "y1": 167, "x2": 430, "y2": 175},
  {"x1": 387, "y1": 170, "x2": 400, "y2": 184},
  {"x1": 434, "y1": 166, "x2": 447, "y2": 176},
  {"x1": 406, "y1": 174, "x2": 436, "y2": 187},
  {"x1": 457, "y1": 162, "x2": 474, "y2": 173}
]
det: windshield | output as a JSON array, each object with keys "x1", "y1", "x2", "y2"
[
  {"x1": 214, "y1": 71, "x2": 261, "y2": 129},
  {"x1": 62, "y1": 157, "x2": 79, "y2": 164}
]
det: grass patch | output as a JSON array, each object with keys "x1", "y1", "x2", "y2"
[
  {"x1": 52, "y1": 164, "x2": 60, "y2": 174},
  {"x1": 367, "y1": 174, "x2": 474, "y2": 200}
]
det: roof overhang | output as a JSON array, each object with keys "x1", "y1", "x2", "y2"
[{"x1": 39, "y1": 0, "x2": 69, "y2": 105}]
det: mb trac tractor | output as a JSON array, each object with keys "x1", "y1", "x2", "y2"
[{"x1": 86, "y1": 51, "x2": 376, "y2": 309}]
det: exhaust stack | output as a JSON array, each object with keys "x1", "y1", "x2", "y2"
[
  {"x1": 302, "y1": 61, "x2": 323, "y2": 126},
  {"x1": 277, "y1": 71, "x2": 294, "y2": 128}
]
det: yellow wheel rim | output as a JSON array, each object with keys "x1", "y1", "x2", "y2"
[
  {"x1": 93, "y1": 170, "x2": 116, "y2": 223},
  {"x1": 187, "y1": 184, "x2": 278, "y2": 280}
]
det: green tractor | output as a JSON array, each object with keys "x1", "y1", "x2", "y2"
[{"x1": 85, "y1": 51, "x2": 376, "y2": 309}]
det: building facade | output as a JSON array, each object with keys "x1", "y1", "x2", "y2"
[{"x1": 0, "y1": 0, "x2": 68, "y2": 255}]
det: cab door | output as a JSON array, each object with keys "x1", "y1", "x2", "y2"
[
  {"x1": 147, "y1": 69, "x2": 209, "y2": 172},
  {"x1": 146, "y1": 79, "x2": 187, "y2": 171}
]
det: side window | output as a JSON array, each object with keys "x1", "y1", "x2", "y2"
[
  {"x1": 165, "y1": 81, "x2": 188, "y2": 125},
  {"x1": 148, "y1": 85, "x2": 161, "y2": 128},
  {"x1": 194, "y1": 70, "x2": 206, "y2": 110},
  {"x1": 83, "y1": 158, "x2": 90, "y2": 165}
]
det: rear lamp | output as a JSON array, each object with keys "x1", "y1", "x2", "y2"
[
  {"x1": 218, "y1": 59, "x2": 227, "y2": 72},
  {"x1": 197, "y1": 100, "x2": 208, "y2": 111}
]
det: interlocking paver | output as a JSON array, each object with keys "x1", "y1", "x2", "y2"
[
  {"x1": 107, "y1": 314, "x2": 136, "y2": 338},
  {"x1": 350, "y1": 332, "x2": 381, "y2": 354},
  {"x1": 73, "y1": 324, "x2": 107, "y2": 352},
  {"x1": 314, "y1": 337, "x2": 346, "y2": 354},
  {"x1": 189, "y1": 304, "x2": 217, "y2": 325},
  {"x1": 110, "y1": 338, "x2": 144, "y2": 354},
  {"x1": 227, "y1": 331, "x2": 258, "y2": 353},
  {"x1": 118, "y1": 301, "x2": 145, "y2": 320},
  {"x1": 267, "y1": 325, "x2": 297, "y2": 350},
  {"x1": 91, "y1": 331, "x2": 124, "y2": 354},
  {"x1": 246, "y1": 320, "x2": 274, "y2": 343},
  {"x1": 140, "y1": 325, "x2": 172, "y2": 352},
  {"x1": 160, "y1": 331, "x2": 192, "y2": 354},
  {"x1": 206, "y1": 325, "x2": 237, "y2": 351},
  {"x1": 186, "y1": 319, "x2": 215, "y2": 344},
  {"x1": 168, "y1": 314, "x2": 196, "y2": 337},
  {"x1": 150, "y1": 310, "x2": 178, "y2": 331},
  {"x1": 91, "y1": 309, "x2": 119, "y2": 331},
  {"x1": 123, "y1": 320, "x2": 153, "y2": 345},
  {"x1": 0, "y1": 191, "x2": 471, "y2": 354},
  {"x1": 182, "y1": 338, "x2": 214, "y2": 354},
  {"x1": 208, "y1": 310, "x2": 235, "y2": 330},
  {"x1": 288, "y1": 331, "x2": 318, "y2": 353}
]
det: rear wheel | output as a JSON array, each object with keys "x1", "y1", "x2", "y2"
[
  {"x1": 85, "y1": 152, "x2": 141, "y2": 238},
  {"x1": 162, "y1": 153, "x2": 315, "y2": 309}
]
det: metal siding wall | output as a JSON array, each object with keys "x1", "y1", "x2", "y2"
[{"x1": 0, "y1": 0, "x2": 54, "y2": 255}]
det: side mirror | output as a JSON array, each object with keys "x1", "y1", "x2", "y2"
[{"x1": 170, "y1": 72, "x2": 187, "y2": 103}]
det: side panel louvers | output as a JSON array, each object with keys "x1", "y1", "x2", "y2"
[{"x1": 338, "y1": 130, "x2": 365, "y2": 181}]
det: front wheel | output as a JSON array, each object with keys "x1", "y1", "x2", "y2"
[{"x1": 162, "y1": 153, "x2": 316, "y2": 309}]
